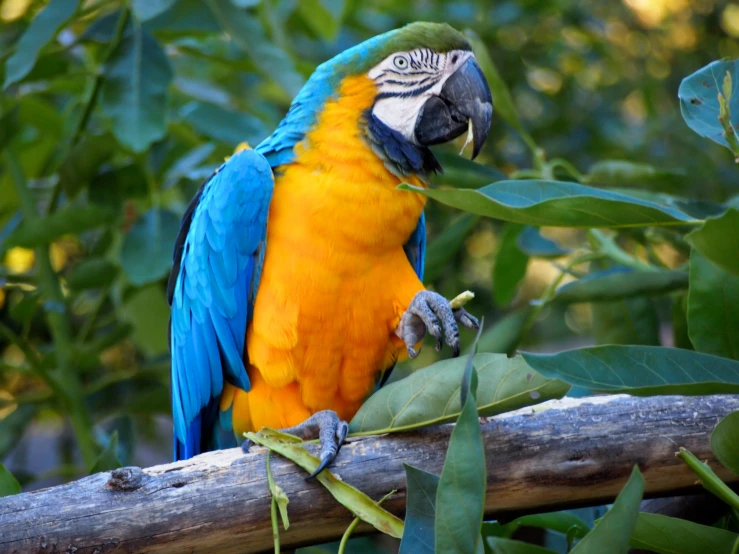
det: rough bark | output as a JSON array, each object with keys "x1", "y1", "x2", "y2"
[{"x1": 1, "y1": 394, "x2": 737, "y2": 554}]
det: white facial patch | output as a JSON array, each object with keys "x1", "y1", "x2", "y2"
[{"x1": 368, "y1": 49, "x2": 474, "y2": 143}]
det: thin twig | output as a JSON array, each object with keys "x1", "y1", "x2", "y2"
[{"x1": 337, "y1": 490, "x2": 397, "y2": 554}]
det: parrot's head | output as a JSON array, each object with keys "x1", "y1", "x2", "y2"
[
  {"x1": 358, "y1": 22, "x2": 493, "y2": 159},
  {"x1": 262, "y1": 23, "x2": 493, "y2": 170}
]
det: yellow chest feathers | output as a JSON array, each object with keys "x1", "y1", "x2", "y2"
[
  {"x1": 269, "y1": 74, "x2": 427, "y2": 257},
  {"x1": 239, "y1": 75, "x2": 428, "y2": 430}
]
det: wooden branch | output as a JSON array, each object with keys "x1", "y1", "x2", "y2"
[{"x1": 2, "y1": 394, "x2": 738, "y2": 554}]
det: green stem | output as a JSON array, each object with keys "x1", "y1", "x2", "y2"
[
  {"x1": 270, "y1": 496, "x2": 279, "y2": 554},
  {"x1": 548, "y1": 158, "x2": 584, "y2": 182},
  {"x1": 47, "y1": 5, "x2": 130, "y2": 214},
  {"x1": 76, "y1": 287, "x2": 110, "y2": 343},
  {"x1": 337, "y1": 490, "x2": 396, "y2": 554},
  {"x1": 337, "y1": 517, "x2": 362, "y2": 554},
  {"x1": 266, "y1": 452, "x2": 280, "y2": 554},
  {"x1": 588, "y1": 229, "x2": 659, "y2": 272},
  {"x1": 510, "y1": 169, "x2": 543, "y2": 180},
  {"x1": 676, "y1": 448, "x2": 739, "y2": 511},
  {"x1": 4, "y1": 150, "x2": 98, "y2": 468},
  {"x1": 508, "y1": 251, "x2": 604, "y2": 354}
]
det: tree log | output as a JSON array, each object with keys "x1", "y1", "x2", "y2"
[{"x1": 1, "y1": 394, "x2": 738, "y2": 554}]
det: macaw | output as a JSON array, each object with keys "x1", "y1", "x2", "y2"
[{"x1": 168, "y1": 22, "x2": 493, "y2": 473}]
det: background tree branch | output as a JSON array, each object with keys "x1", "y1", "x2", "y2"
[{"x1": 1, "y1": 394, "x2": 737, "y2": 554}]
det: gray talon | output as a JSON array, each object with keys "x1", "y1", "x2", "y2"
[
  {"x1": 271, "y1": 410, "x2": 348, "y2": 480},
  {"x1": 398, "y1": 291, "x2": 478, "y2": 358}
]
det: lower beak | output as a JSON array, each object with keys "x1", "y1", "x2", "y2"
[{"x1": 414, "y1": 57, "x2": 493, "y2": 159}]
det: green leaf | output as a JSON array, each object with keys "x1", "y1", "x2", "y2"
[
  {"x1": 589, "y1": 262, "x2": 660, "y2": 346},
  {"x1": 0, "y1": 106, "x2": 20, "y2": 153},
  {"x1": 399, "y1": 465, "x2": 439, "y2": 554},
  {"x1": 435, "y1": 356, "x2": 485, "y2": 554},
  {"x1": 517, "y1": 226, "x2": 570, "y2": 258},
  {"x1": 66, "y1": 259, "x2": 119, "y2": 291},
  {"x1": 570, "y1": 466, "x2": 644, "y2": 554},
  {"x1": 246, "y1": 428, "x2": 404, "y2": 538},
  {"x1": 89, "y1": 431, "x2": 122, "y2": 474},
  {"x1": 554, "y1": 267, "x2": 688, "y2": 304},
  {"x1": 686, "y1": 209, "x2": 739, "y2": 277},
  {"x1": 630, "y1": 512, "x2": 738, "y2": 554},
  {"x1": 688, "y1": 250, "x2": 739, "y2": 359},
  {"x1": 510, "y1": 511, "x2": 590, "y2": 539},
  {"x1": 132, "y1": 0, "x2": 178, "y2": 20},
  {"x1": 205, "y1": 0, "x2": 304, "y2": 97},
  {"x1": 493, "y1": 223, "x2": 529, "y2": 306},
  {"x1": 522, "y1": 345, "x2": 739, "y2": 395},
  {"x1": 3, "y1": 0, "x2": 80, "y2": 88},
  {"x1": 712, "y1": 411, "x2": 739, "y2": 476},
  {"x1": 583, "y1": 160, "x2": 689, "y2": 191},
  {"x1": 180, "y1": 102, "x2": 268, "y2": 145},
  {"x1": 8, "y1": 205, "x2": 114, "y2": 248},
  {"x1": 266, "y1": 452, "x2": 290, "y2": 530},
  {"x1": 679, "y1": 59, "x2": 739, "y2": 150},
  {"x1": 162, "y1": 143, "x2": 216, "y2": 189},
  {"x1": 424, "y1": 213, "x2": 479, "y2": 283},
  {"x1": 298, "y1": 0, "x2": 344, "y2": 41},
  {"x1": 0, "y1": 464, "x2": 21, "y2": 497},
  {"x1": 9, "y1": 291, "x2": 40, "y2": 325},
  {"x1": 592, "y1": 297, "x2": 659, "y2": 346},
  {"x1": 58, "y1": 135, "x2": 115, "y2": 198},
  {"x1": 144, "y1": 0, "x2": 221, "y2": 35},
  {"x1": 120, "y1": 208, "x2": 180, "y2": 286},
  {"x1": 100, "y1": 24, "x2": 173, "y2": 152},
  {"x1": 399, "y1": 180, "x2": 696, "y2": 228},
  {"x1": 349, "y1": 353, "x2": 569, "y2": 435},
  {"x1": 677, "y1": 448, "x2": 739, "y2": 512},
  {"x1": 431, "y1": 150, "x2": 506, "y2": 189},
  {"x1": 672, "y1": 293, "x2": 693, "y2": 350},
  {"x1": 484, "y1": 538, "x2": 557, "y2": 554},
  {"x1": 89, "y1": 164, "x2": 148, "y2": 209},
  {"x1": 120, "y1": 285, "x2": 170, "y2": 356},
  {"x1": 476, "y1": 306, "x2": 533, "y2": 355}
]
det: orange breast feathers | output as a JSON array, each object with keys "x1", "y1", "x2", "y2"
[{"x1": 222, "y1": 74, "x2": 428, "y2": 437}]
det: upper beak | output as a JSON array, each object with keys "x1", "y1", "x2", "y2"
[{"x1": 414, "y1": 57, "x2": 493, "y2": 159}]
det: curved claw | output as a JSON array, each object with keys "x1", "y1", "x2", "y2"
[
  {"x1": 308, "y1": 452, "x2": 334, "y2": 480},
  {"x1": 400, "y1": 291, "x2": 469, "y2": 358},
  {"x1": 454, "y1": 308, "x2": 480, "y2": 331}
]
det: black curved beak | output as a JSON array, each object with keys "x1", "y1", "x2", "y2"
[{"x1": 414, "y1": 57, "x2": 493, "y2": 159}]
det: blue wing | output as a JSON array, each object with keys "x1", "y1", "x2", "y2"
[
  {"x1": 403, "y1": 212, "x2": 426, "y2": 281},
  {"x1": 168, "y1": 149, "x2": 274, "y2": 460}
]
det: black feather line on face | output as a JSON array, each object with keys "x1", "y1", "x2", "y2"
[
  {"x1": 363, "y1": 110, "x2": 442, "y2": 177},
  {"x1": 376, "y1": 79, "x2": 440, "y2": 100}
]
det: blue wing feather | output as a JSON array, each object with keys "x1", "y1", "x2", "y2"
[
  {"x1": 404, "y1": 212, "x2": 426, "y2": 282},
  {"x1": 169, "y1": 149, "x2": 273, "y2": 460}
]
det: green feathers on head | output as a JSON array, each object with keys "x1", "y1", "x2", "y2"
[{"x1": 329, "y1": 22, "x2": 471, "y2": 77}]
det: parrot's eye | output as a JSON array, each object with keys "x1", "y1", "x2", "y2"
[{"x1": 393, "y1": 56, "x2": 409, "y2": 70}]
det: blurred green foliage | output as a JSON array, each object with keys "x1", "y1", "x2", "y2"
[{"x1": 2, "y1": 0, "x2": 739, "y2": 551}]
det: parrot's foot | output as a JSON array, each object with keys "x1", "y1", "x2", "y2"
[
  {"x1": 398, "y1": 290, "x2": 479, "y2": 358},
  {"x1": 241, "y1": 410, "x2": 349, "y2": 480}
]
